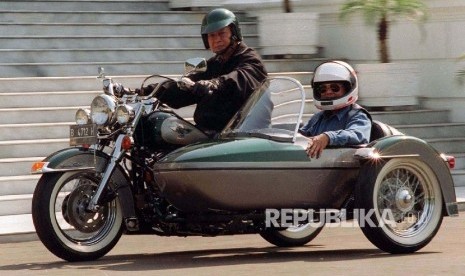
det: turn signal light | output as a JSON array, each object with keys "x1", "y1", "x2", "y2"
[
  {"x1": 31, "y1": 161, "x2": 47, "y2": 173},
  {"x1": 122, "y1": 135, "x2": 133, "y2": 150}
]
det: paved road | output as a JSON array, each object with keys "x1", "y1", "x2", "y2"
[{"x1": 1, "y1": 214, "x2": 464, "y2": 275}]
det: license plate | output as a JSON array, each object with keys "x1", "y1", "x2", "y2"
[{"x1": 70, "y1": 124, "x2": 98, "y2": 146}]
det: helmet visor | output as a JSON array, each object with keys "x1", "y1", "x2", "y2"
[
  {"x1": 202, "y1": 18, "x2": 234, "y2": 34},
  {"x1": 313, "y1": 82, "x2": 348, "y2": 101}
]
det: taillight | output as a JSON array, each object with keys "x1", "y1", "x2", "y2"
[{"x1": 441, "y1": 154, "x2": 455, "y2": 169}]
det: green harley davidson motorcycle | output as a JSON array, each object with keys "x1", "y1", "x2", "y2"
[{"x1": 31, "y1": 58, "x2": 458, "y2": 262}]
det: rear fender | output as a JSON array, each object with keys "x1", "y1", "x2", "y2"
[
  {"x1": 355, "y1": 135, "x2": 458, "y2": 216},
  {"x1": 32, "y1": 147, "x2": 137, "y2": 223}
]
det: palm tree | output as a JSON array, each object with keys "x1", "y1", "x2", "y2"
[
  {"x1": 340, "y1": 0, "x2": 428, "y2": 63},
  {"x1": 283, "y1": 0, "x2": 292, "y2": 13}
]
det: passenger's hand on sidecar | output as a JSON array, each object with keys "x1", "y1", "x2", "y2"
[{"x1": 305, "y1": 133, "x2": 329, "y2": 159}]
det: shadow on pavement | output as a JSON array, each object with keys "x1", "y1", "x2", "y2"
[{"x1": 0, "y1": 245, "x2": 435, "y2": 272}]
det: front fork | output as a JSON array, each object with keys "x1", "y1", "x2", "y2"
[{"x1": 87, "y1": 134, "x2": 127, "y2": 212}]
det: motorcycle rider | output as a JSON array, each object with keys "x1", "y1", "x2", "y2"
[
  {"x1": 141, "y1": 8, "x2": 268, "y2": 134},
  {"x1": 299, "y1": 61, "x2": 371, "y2": 158}
]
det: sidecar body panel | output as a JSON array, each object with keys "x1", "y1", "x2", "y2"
[
  {"x1": 153, "y1": 137, "x2": 361, "y2": 211},
  {"x1": 152, "y1": 134, "x2": 458, "y2": 214}
]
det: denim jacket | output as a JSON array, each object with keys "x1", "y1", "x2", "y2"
[{"x1": 299, "y1": 104, "x2": 371, "y2": 146}]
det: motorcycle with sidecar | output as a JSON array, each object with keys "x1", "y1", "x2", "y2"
[{"x1": 31, "y1": 58, "x2": 458, "y2": 262}]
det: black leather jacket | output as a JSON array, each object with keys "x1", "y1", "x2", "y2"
[{"x1": 157, "y1": 42, "x2": 268, "y2": 132}]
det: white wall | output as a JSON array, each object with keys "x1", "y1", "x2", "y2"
[{"x1": 309, "y1": 1, "x2": 465, "y2": 121}]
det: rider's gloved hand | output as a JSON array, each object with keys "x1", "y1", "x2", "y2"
[
  {"x1": 178, "y1": 77, "x2": 195, "y2": 91},
  {"x1": 135, "y1": 84, "x2": 158, "y2": 96},
  {"x1": 192, "y1": 80, "x2": 217, "y2": 97},
  {"x1": 134, "y1": 87, "x2": 149, "y2": 96},
  {"x1": 113, "y1": 83, "x2": 130, "y2": 97}
]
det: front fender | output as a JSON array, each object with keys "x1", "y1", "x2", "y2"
[
  {"x1": 32, "y1": 147, "x2": 137, "y2": 224},
  {"x1": 32, "y1": 147, "x2": 108, "y2": 173},
  {"x1": 355, "y1": 135, "x2": 458, "y2": 216}
]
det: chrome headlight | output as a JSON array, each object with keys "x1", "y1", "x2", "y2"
[
  {"x1": 90, "y1": 94, "x2": 116, "y2": 126},
  {"x1": 75, "y1": 108, "x2": 91, "y2": 125},
  {"x1": 116, "y1": 104, "x2": 135, "y2": 125}
]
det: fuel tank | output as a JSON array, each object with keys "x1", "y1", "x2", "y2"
[{"x1": 134, "y1": 110, "x2": 208, "y2": 151}]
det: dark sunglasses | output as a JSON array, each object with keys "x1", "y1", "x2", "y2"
[{"x1": 315, "y1": 83, "x2": 343, "y2": 94}]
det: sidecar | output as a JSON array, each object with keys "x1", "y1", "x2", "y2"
[{"x1": 152, "y1": 76, "x2": 458, "y2": 253}]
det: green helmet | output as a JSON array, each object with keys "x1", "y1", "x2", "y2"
[{"x1": 201, "y1": 8, "x2": 242, "y2": 49}]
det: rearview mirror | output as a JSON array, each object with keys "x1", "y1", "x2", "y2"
[
  {"x1": 97, "y1": 67, "x2": 105, "y2": 79},
  {"x1": 184, "y1": 58, "x2": 207, "y2": 74}
]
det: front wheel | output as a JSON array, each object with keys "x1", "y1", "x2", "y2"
[
  {"x1": 32, "y1": 171, "x2": 123, "y2": 262},
  {"x1": 356, "y1": 158, "x2": 444, "y2": 253},
  {"x1": 260, "y1": 223, "x2": 324, "y2": 247}
]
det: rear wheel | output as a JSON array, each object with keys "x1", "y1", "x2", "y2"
[
  {"x1": 260, "y1": 223, "x2": 323, "y2": 247},
  {"x1": 356, "y1": 158, "x2": 443, "y2": 253},
  {"x1": 32, "y1": 171, "x2": 123, "y2": 262}
]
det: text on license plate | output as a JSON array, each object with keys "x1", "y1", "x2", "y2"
[{"x1": 70, "y1": 124, "x2": 98, "y2": 146}]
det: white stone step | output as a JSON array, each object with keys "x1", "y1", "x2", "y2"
[
  {"x1": 0, "y1": 48, "x2": 212, "y2": 63},
  {"x1": 371, "y1": 109, "x2": 450, "y2": 125},
  {"x1": 452, "y1": 153, "x2": 465, "y2": 170},
  {"x1": 425, "y1": 138, "x2": 465, "y2": 154},
  {"x1": 0, "y1": 10, "x2": 206, "y2": 24},
  {"x1": 0, "y1": 194, "x2": 31, "y2": 216},
  {"x1": 453, "y1": 170, "x2": 465, "y2": 187},
  {"x1": 0, "y1": 214, "x2": 35, "y2": 237},
  {"x1": 0, "y1": 59, "x2": 314, "y2": 78},
  {"x1": 0, "y1": 0, "x2": 170, "y2": 12},
  {"x1": 0, "y1": 35, "x2": 210, "y2": 49},
  {"x1": 396, "y1": 123, "x2": 465, "y2": 139},
  {"x1": 269, "y1": 72, "x2": 313, "y2": 85},
  {"x1": 0, "y1": 106, "x2": 78, "y2": 124},
  {"x1": 0, "y1": 175, "x2": 39, "y2": 196},
  {"x1": 0, "y1": 157, "x2": 41, "y2": 177},
  {"x1": 0, "y1": 61, "x2": 183, "y2": 78},
  {"x1": 264, "y1": 59, "x2": 319, "y2": 76},
  {"x1": 1, "y1": 91, "x2": 98, "y2": 108},
  {"x1": 0, "y1": 139, "x2": 69, "y2": 159},
  {"x1": 0, "y1": 123, "x2": 71, "y2": 141},
  {"x1": 0, "y1": 22, "x2": 257, "y2": 36},
  {"x1": 0, "y1": 75, "x2": 164, "y2": 93}
]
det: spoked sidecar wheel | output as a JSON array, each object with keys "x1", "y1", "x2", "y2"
[
  {"x1": 356, "y1": 158, "x2": 443, "y2": 254},
  {"x1": 32, "y1": 171, "x2": 123, "y2": 262},
  {"x1": 260, "y1": 223, "x2": 324, "y2": 247}
]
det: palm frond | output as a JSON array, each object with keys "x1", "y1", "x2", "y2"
[
  {"x1": 391, "y1": 0, "x2": 428, "y2": 21},
  {"x1": 340, "y1": 0, "x2": 428, "y2": 25}
]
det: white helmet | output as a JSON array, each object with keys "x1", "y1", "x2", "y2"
[{"x1": 311, "y1": 61, "x2": 358, "y2": 110}]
